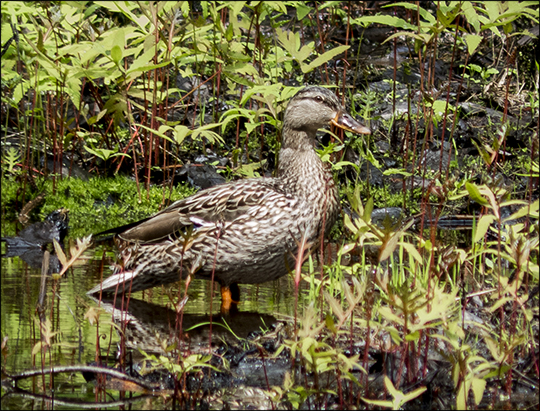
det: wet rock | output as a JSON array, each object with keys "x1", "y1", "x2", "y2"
[
  {"x1": 41, "y1": 156, "x2": 91, "y2": 180},
  {"x1": 419, "y1": 141, "x2": 456, "y2": 171},
  {"x1": 1, "y1": 208, "x2": 69, "y2": 249},
  {"x1": 177, "y1": 163, "x2": 226, "y2": 189}
]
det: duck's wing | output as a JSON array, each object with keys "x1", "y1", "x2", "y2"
[{"x1": 114, "y1": 178, "x2": 288, "y2": 243}]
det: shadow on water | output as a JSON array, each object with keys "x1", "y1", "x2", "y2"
[{"x1": 86, "y1": 294, "x2": 279, "y2": 354}]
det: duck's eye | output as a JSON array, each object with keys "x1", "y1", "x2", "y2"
[{"x1": 315, "y1": 95, "x2": 323, "y2": 102}]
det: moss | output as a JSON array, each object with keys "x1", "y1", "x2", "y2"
[{"x1": 1, "y1": 175, "x2": 196, "y2": 239}]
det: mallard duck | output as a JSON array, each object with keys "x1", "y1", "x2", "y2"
[{"x1": 88, "y1": 86, "x2": 370, "y2": 308}]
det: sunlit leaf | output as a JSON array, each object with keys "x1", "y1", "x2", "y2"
[
  {"x1": 302, "y1": 45, "x2": 349, "y2": 73},
  {"x1": 111, "y1": 45, "x2": 122, "y2": 64},
  {"x1": 474, "y1": 214, "x2": 496, "y2": 243},
  {"x1": 464, "y1": 34, "x2": 483, "y2": 55},
  {"x1": 465, "y1": 181, "x2": 489, "y2": 206},
  {"x1": 53, "y1": 239, "x2": 67, "y2": 266}
]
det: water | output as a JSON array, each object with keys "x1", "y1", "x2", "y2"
[{"x1": 1, "y1": 233, "x2": 307, "y2": 409}]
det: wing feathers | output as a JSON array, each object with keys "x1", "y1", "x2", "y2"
[{"x1": 119, "y1": 178, "x2": 293, "y2": 244}]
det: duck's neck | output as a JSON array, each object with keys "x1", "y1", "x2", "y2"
[
  {"x1": 277, "y1": 127, "x2": 330, "y2": 193},
  {"x1": 280, "y1": 124, "x2": 318, "y2": 152}
]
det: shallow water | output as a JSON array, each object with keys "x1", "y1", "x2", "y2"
[{"x1": 1, "y1": 228, "x2": 312, "y2": 409}]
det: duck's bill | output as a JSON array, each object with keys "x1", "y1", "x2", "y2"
[{"x1": 332, "y1": 112, "x2": 371, "y2": 134}]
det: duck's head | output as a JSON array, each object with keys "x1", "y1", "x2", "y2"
[{"x1": 282, "y1": 86, "x2": 371, "y2": 138}]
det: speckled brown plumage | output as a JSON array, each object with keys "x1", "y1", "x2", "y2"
[{"x1": 88, "y1": 86, "x2": 370, "y2": 297}]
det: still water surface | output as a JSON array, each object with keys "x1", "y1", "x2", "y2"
[{"x1": 1, "y1": 230, "x2": 310, "y2": 409}]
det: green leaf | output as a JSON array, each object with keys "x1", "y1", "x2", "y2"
[
  {"x1": 88, "y1": 109, "x2": 108, "y2": 126},
  {"x1": 296, "y1": 4, "x2": 311, "y2": 20},
  {"x1": 53, "y1": 239, "x2": 67, "y2": 266},
  {"x1": 265, "y1": 1, "x2": 287, "y2": 14},
  {"x1": 503, "y1": 199, "x2": 539, "y2": 222},
  {"x1": 379, "y1": 232, "x2": 400, "y2": 262},
  {"x1": 173, "y1": 125, "x2": 190, "y2": 145},
  {"x1": 84, "y1": 146, "x2": 130, "y2": 161},
  {"x1": 470, "y1": 139, "x2": 493, "y2": 166},
  {"x1": 225, "y1": 19, "x2": 234, "y2": 41},
  {"x1": 351, "y1": 15, "x2": 417, "y2": 31},
  {"x1": 332, "y1": 160, "x2": 357, "y2": 171},
  {"x1": 343, "y1": 213, "x2": 357, "y2": 234},
  {"x1": 325, "y1": 314, "x2": 337, "y2": 335},
  {"x1": 224, "y1": 62, "x2": 259, "y2": 77},
  {"x1": 277, "y1": 28, "x2": 314, "y2": 64},
  {"x1": 487, "y1": 296, "x2": 513, "y2": 313},
  {"x1": 363, "y1": 197, "x2": 374, "y2": 222},
  {"x1": 302, "y1": 45, "x2": 349, "y2": 73},
  {"x1": 361, "y1": 397, "x2": 394, "y2": 408},
  {"x1": 405, "y1": 330, "x2": 420, "y2": 342},
  {"x1": 128, "y1": 45, "x2": 157, "y2": 73},
  {"x1": 461, "y1": 2, "x2": 481, "y2": 32},
  {"x1": 473, "y1": 214, "x2": 496, "y2": 243},
  {"x1": 383, "y1": 168, "x2": 412, "y2": 177},
  {"x1": 465, "y1": 181, "x2": 489, "y2": 206},
  {"x1": 228, "y1": 1, "x2": 246, "y2": 16},
  {"x1": 464, "y1": 34, "x2": 483, "y2": 55},
  {"x1": 2, "y1": 147, "x2": 21, "y2": 173},
  {"x1": 111, "y1": 45, "x2": 122, "y2": 64},
  {"x1": 136, "y1": 123, "x2": 174, "y2": 143},
  {"x1": 399, "y1": 241, "x2": 423, "y2": 265},
  {"x1": 386, "y1": 2, "x2": 436, "y2": 25},
  {"x1": 191, "y1": 122, "x2": 225, "y2": 145},
  {"x1": 383, "y1": 31, "x2": 431, "y2": 45},
  {"x1": 456, "y1": 381, "x2": 467, "y2": 410},
  {"x1": 471, "y1": 378, "x2": 486, "y2": 405}
]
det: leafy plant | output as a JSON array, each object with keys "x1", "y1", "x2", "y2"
[
  {"x1": 1, "y1": 147, "x2": 21, "y2": 174},
  {"x1": 362, "y1": 376, "x2": 427, "y2": 410},
  {"x1": 138, "y1": 349, "x2": 218, "y2": 381}
]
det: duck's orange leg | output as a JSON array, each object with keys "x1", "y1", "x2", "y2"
[{"x1": 220, "y1": 283, "x2": 240, "y2": 314}]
